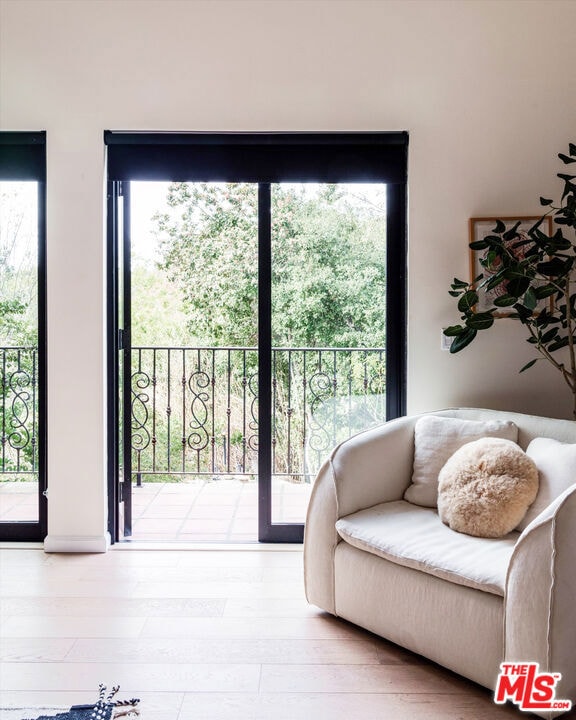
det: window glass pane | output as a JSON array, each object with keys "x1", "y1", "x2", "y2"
[
  {"x1": 0, "y1": 181, "x2": 39, "y2": 522},
  {"x1": 270, "y1": 183, "x2": 387, "y2": 525},
  {"x1": 129, "y1": 182, "x2": 259, "y2": 542}
]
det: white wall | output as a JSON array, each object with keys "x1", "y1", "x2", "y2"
[{"x1": 1, "y1": 0, "x2": 575, "y2": 548}]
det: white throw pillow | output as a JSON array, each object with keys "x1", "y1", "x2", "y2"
[
  {"x1": 517, "y1": 437, "x2": 576, "y2": 530},
  {"x1": 403, "y1": 415, "x2": 519, "y2": 507}
]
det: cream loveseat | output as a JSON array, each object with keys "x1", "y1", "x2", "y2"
[{"x1": 304, "y1": 408, "x2": 576, "y2": 718}]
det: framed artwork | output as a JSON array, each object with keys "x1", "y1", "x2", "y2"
[{"x1": 468, "y1": 216, "x2": 554, "y2": 316}]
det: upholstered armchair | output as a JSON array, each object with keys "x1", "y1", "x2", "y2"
[{"x1": 304, "y1": 408, "x2": 576, "y2": 718}]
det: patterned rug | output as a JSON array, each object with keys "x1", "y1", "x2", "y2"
[{"x1": 0, "y1": 686, "x2": 140, "y2": 720}]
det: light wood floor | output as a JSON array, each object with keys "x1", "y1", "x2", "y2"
[{"x1": 0, "y1": 545, "x2": 552, "y2": 719}]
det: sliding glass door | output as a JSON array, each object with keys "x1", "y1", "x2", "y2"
[
  {"x1": 269, "y1": 182, "x2": 388, "y2": 528},
  {"x1": 106, "y1": 133, "x2": 407, "y2": 543},
  {"x1": 0, "y1": 133, "x2": 47, "y2": 541}
]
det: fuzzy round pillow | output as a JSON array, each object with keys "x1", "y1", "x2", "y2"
[{"x1": 437, "y1": 437, "x2": 539, "y2": 538}]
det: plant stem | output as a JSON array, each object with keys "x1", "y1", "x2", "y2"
[
  {"x1": 564, "y1": 274, "x2": 576, "y2": 418},
  {"x1": 525, "y1": 281, "x2": 576, "y2": 418},
  {"x1": 527, "y1": 323, "x2": 575, "y2": 392}
]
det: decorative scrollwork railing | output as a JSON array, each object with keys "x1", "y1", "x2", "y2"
[
  {"x1": 130, "y1": 347, "x2": 386, "y2": 483},
  {"x1": 0, "y1": 347, "x2": 38, "y2": 476},
  {"x1": 0, "y1": 345, "x2": 386, "y2": 484}
]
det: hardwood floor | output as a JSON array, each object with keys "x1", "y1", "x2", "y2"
[{"x1": 0, "y1": 545, "x2": 548, "y2": 719}]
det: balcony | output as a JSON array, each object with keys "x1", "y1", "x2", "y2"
[{"x1": 1, "y1": 345, "x2": 387, "y2": 540}]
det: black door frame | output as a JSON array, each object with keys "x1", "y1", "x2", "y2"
[
  {"x1": 106, "y1": 180, "x2": 121, "y2": 543},
  {"x1": 0, "y1": 132, "x2": 48, "y2": 541},
  {"x1": 105, "y1": 132, "x2": 408, "y2": 544},
  {"x1": 106, "y1": 180, "x2": 134, "y2": 541}
]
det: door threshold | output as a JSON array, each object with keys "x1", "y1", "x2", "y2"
[
  {"x1": 0, "y1": 541, "x2": 44, "y2": 550},
  {"x1": 111, "y1": 540, "x2": 303, "y2": 551}
]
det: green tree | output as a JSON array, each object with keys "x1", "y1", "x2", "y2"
[
  {"x1": 0, "y1": 182, "x2": 38, "y2": 346},
  {"x1": 155, "y1": 183, "x2": 258, "y2": 346},
  {"x1": 0, "y1": 182, "x2": 39, "y2": 474},
  {"x1": 271, "y1": 184, "x2": 386, "y2": 347},
  {"x1": 131, "y1": 263, "x2": 191, "y2": 346},
  {"x1": 154, "y1": 182, "x2": 387, "y2": 349},
  {"x1": 0, "y1": 299, "x2": 33, "y2": 345}
]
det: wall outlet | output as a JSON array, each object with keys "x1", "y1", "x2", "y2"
[{"x1": 441, "y1": 329, "x2": 454, "y2": 351}]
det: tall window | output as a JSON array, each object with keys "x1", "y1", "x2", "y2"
[
  {"x1": 106, "y1": 133, "x2": 407, "y2": 543},
  {"x1": 0, "y1": 132, "x2": 47, "y2": 540}
]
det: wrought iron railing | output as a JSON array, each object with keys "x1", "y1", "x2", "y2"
[
  {"x1": 0, "y1": 345, "x2": 387, "y2": 484},
  {"x1": 0, "y1": 347, "x2": 38, "y2": 476},
  {"x1": 130, "y1": 347, "x2": 386, "y2": 483}
]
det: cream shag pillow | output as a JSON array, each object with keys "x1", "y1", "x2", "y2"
[{"x1": 438, "y1": 437, "x2": 539, "y2": 538}]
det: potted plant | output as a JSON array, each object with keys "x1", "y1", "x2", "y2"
[{"x1": 444, "y1": 143, "x2": 576, "y2": 418}]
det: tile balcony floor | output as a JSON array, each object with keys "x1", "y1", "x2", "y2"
[
  {"x1": 129, "y1": 477, "x2": 312, "y2": 543},
  {"x1": 0, "y1": 478, "x2": 313, "y2": 544},
  {"x1": 0, "y1": 482, "x2": 39, "y2": 523}
]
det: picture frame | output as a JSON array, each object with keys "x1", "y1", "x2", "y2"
[{"x1": 468, "y1": 216, "x2": 554, "y2": 316}]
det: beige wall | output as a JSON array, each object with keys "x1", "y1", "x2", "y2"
[{"x1": 1, "y1": 0, "x2": 575, "y2": 548}]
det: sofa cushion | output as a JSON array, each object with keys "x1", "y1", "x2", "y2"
[
  {"x1": 437, "y1": 437, "x2": 539, "y2": 538},
  {"x1": 335, "y1": 500, "x2": 519, "y2": 596},
  {"x1": 516, "y1": 437, "x2": 576, "y2": 531},
  {"x1": 403, "y1": 415, "x2": 519, "y2": 507}
]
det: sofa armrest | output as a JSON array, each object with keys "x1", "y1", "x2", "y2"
[
  {"x1": 303, "y1": 415, "x2": 417, "y2": 614},
  {"x1": 505, "y1": 484, "x2": 576, "y2": 718}
]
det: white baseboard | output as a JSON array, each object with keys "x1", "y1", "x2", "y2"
[{"x1": 44, "y1": 533, "x2": 110, "y2": 553}]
